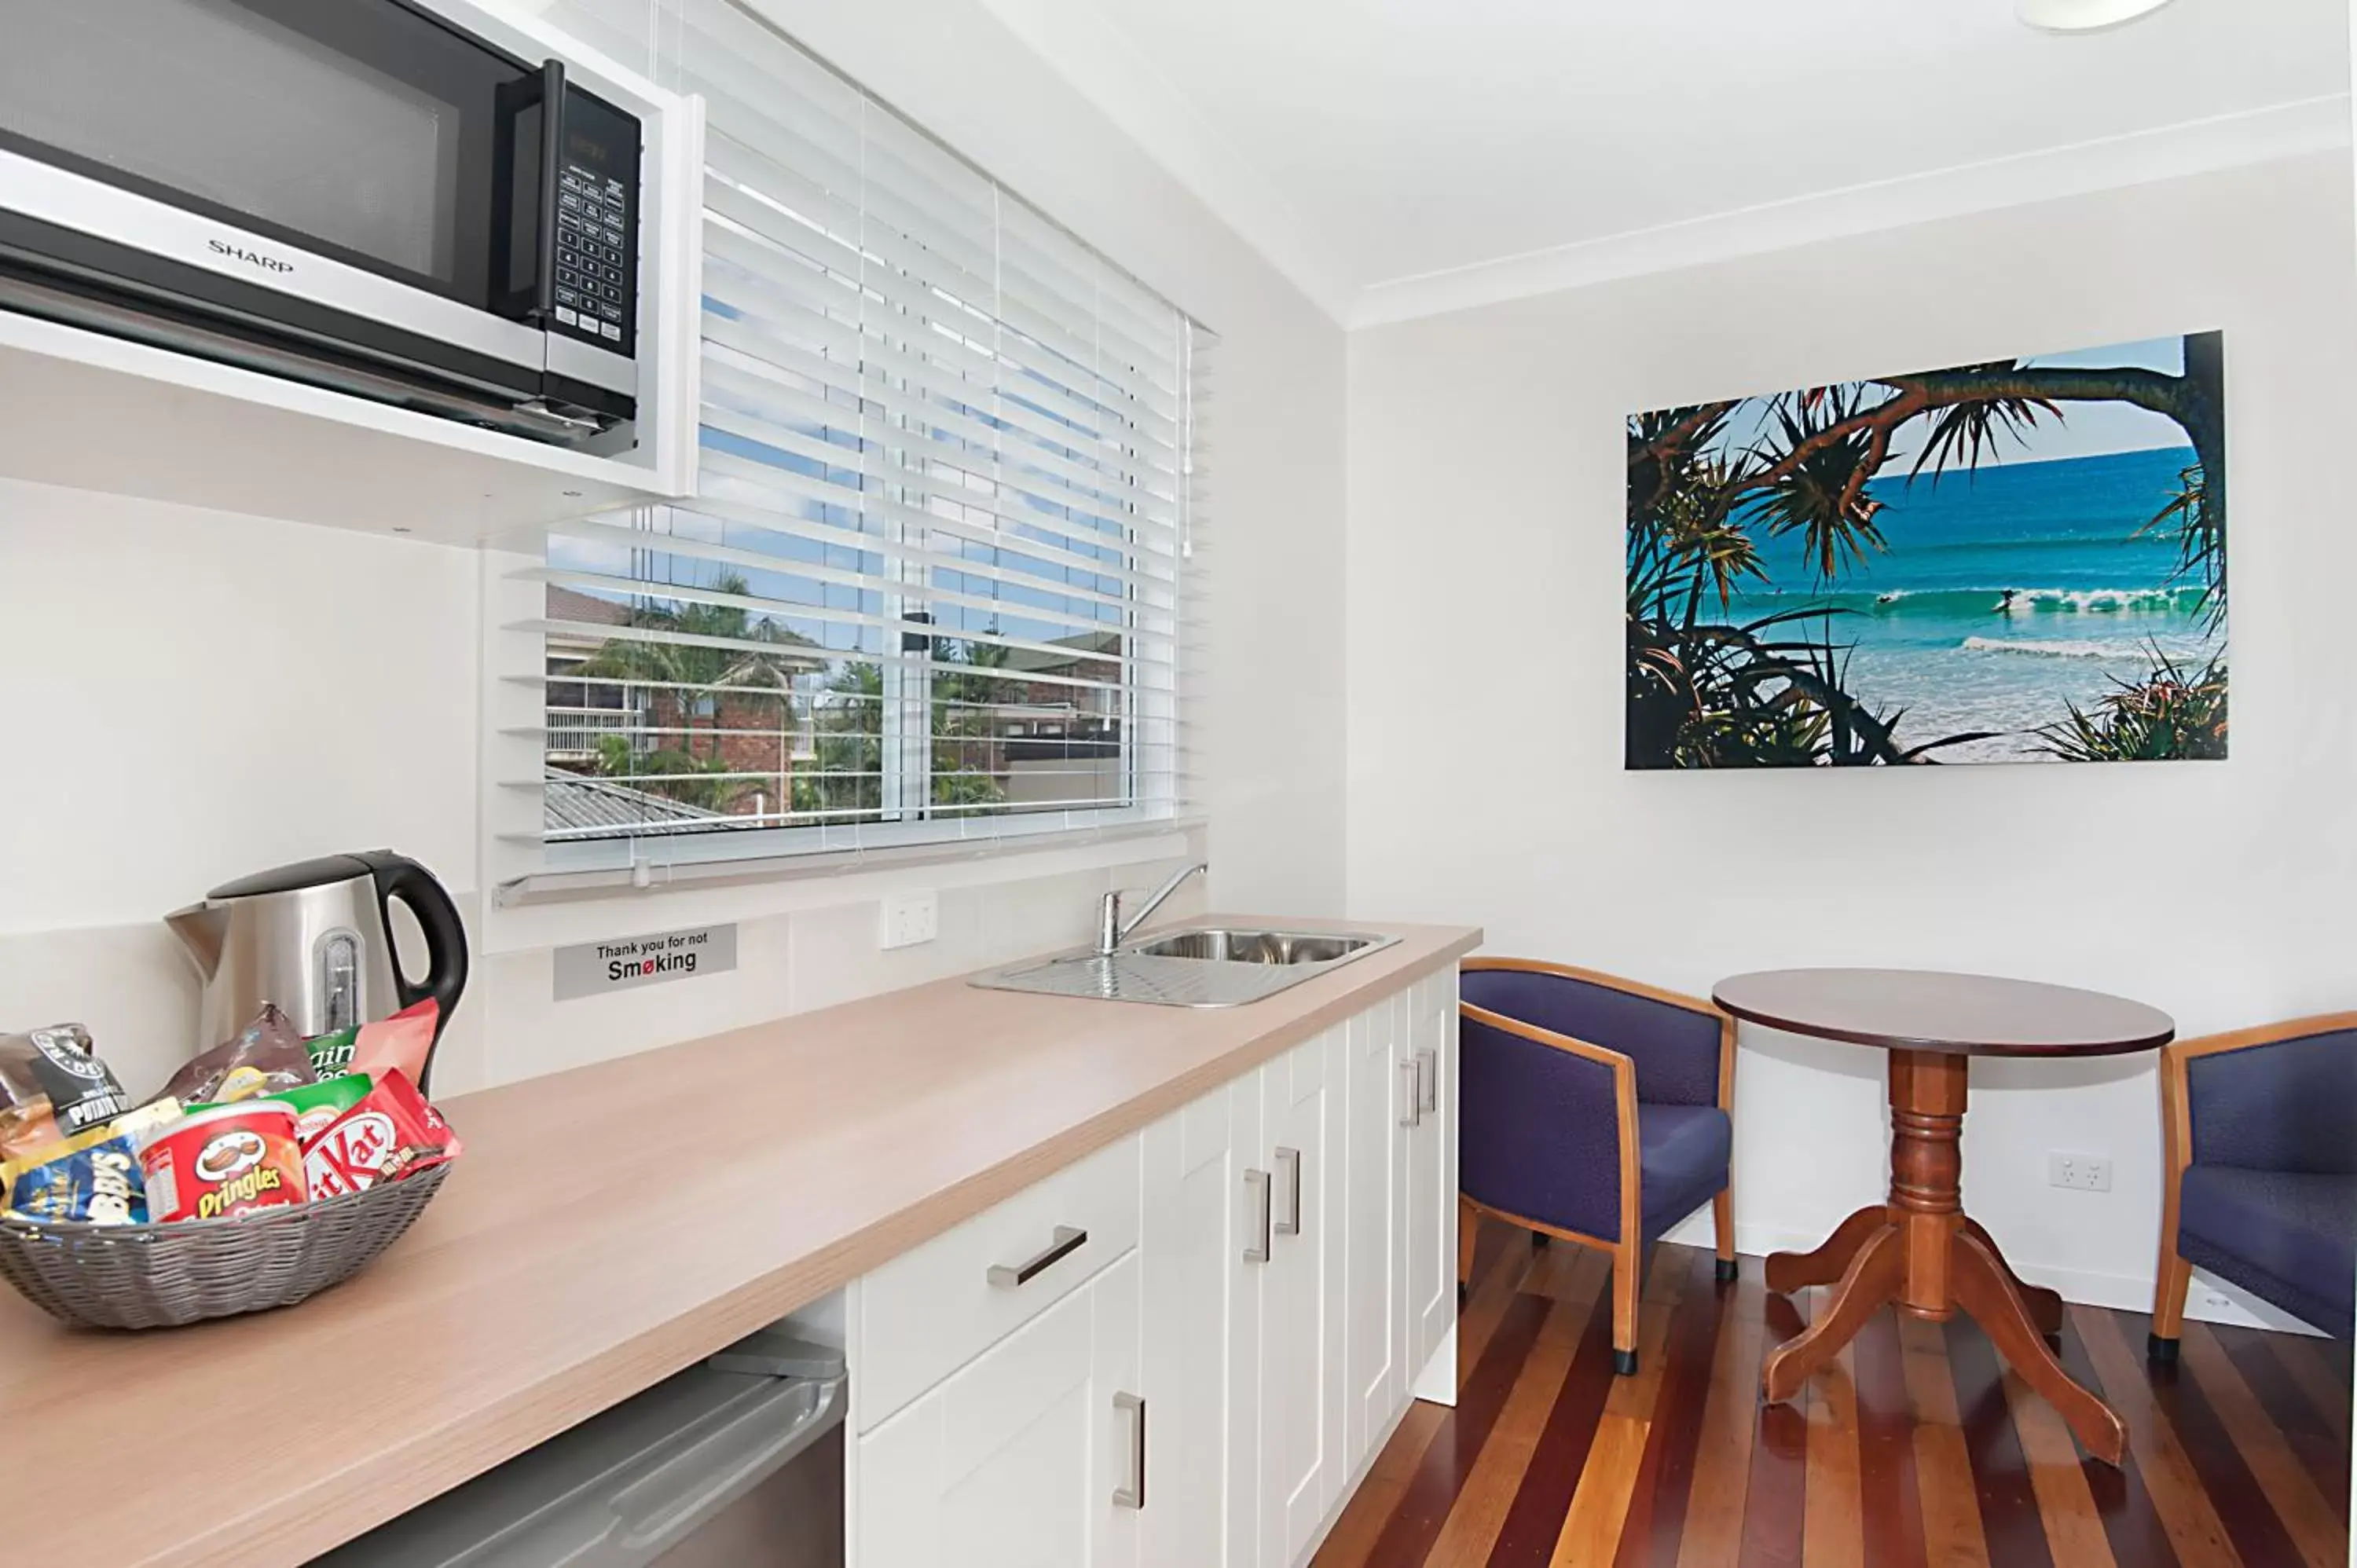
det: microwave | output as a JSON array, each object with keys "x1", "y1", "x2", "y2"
[{"x1": 0, "y1": 0, "x2": 651, "y2": 447}]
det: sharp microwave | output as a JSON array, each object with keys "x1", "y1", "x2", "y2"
[{"x1": 0, "y1": 0, "x2": 661, "y2": 446}]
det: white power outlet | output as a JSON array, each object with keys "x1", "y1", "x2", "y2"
[
  {"x1": 2048, "y1": 1152, "x2": 2113, "y2": 1192},
  {"x1": 879, "y1": 889, "x2": 940, "y2": 950}
]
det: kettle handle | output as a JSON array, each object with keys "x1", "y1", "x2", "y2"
[{"x1": 356, "y1": 852, "x2": 469, "y2": 1068}]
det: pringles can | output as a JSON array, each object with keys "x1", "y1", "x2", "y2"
[{"x1": 139, "y1": 1101, "x2": 306, "y2": 1222}]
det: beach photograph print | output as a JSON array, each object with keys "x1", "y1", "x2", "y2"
[{"x1": 1626, "y1": 332, "x2": 2227, "y2": 768}]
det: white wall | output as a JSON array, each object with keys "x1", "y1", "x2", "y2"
[
  {"x1": 0, "y1": 0, "x2": 1341, "y2": 1099},
  {"x1": 1345, "y1": 153, "x2": 2357, "y2": 1326}
]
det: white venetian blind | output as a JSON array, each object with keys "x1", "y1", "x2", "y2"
[{"x1": 516, "y1": 0, "x2": 1207, "y2": 870}]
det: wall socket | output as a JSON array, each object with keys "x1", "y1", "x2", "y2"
[
  {"x1": 879, "y1": 889, "x2": 940, "y2": 950},
  {"x1": 2047, "y1": 1152, "x2": 2113, "y2": 1192}
]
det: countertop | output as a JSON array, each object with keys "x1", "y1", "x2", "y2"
[{"x1": 0, "y1": 918, "x2": 1480, "y2": 1568}]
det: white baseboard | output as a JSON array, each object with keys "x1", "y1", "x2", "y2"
[{"x1": 1660, "y1": 1214, "x2": 2327, "y2": 1339}]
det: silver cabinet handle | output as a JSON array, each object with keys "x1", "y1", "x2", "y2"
[
  {"x1": 987, "y1": 1225, "x2": 1087, "y2": 1288},
  {"x1": 1113, "y1": 1391, "x2": 1146, "y2": 1509},
  {"x1": 1399, "y1": 1058, "x2": 1420, "y2": 1127},
  {"x1": 1274, "y1": 1146, "x2": 1302, "y2": 1237},
  {"x1": 1243, "y1": 1168, "x2": 1271, "y2": 1263},
  {"x1": 1417, "y1": 1047, "x2": 1438, "y2": 1115}
]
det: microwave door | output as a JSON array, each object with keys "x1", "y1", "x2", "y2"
[{"x1": 0, "y1": 0, "x2": 517, "y2": 307}]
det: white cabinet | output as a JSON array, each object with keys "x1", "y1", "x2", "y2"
[
  {"x1": 1402, "y1": 973, "x2": 1461, "y2": 1401},
  {"x1": 856, "y1": 1253, "x2": 1143, "y2": 1568},
  {"x1": 850, "y1": 966, "x2": 1459, "y2": 1568},
  {"x1": 1138, "y1": 1073, "x2": 1261, "y2": 1568},
  {"x1": 1342, "y1": 994, "x2": 1405, "y2": 1473},
  {"x1": 1253, "y1": 1033, "x2": 1347, "y2": 1567}
]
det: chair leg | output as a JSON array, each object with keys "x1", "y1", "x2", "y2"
[
  {"x1": 2150, "y1": 1240, "x2": 2192, "y2": 1363},
  {"x1": 1457, "y1": 1196, "x2": 1479, "y2": 1309},
  {"x1": 1612, "y1": 1238, "x2": 1640, "y2": 1376},
  {"x1": 1713, "y1": 1188, "x2": 1737, "y2": 1282}
]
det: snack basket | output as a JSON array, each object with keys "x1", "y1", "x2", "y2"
[{"x1": 0, "y1": 1159, "x2": 453, "y2": 1330}]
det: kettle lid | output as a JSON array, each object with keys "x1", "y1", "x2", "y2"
[{"x1": 207, "y1": 852, "x2": 376, "y2": 901}]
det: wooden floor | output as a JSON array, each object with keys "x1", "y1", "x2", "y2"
[{"x1": 1314, "y1": 1220, "x2": 2353, "y2": 1568}]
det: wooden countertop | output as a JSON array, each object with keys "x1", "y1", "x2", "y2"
[{"x1": 0, "y1": 918, "x2": 1479, "y2": 1568}]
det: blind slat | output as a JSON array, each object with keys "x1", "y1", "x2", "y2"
[{"x1": 530, "y1": 0, "x2": 1204, "y2": 860}]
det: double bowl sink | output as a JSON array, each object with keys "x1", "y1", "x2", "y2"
[{"x1": 973, "y1": 925, "x2": 1400, "y2": 1009}]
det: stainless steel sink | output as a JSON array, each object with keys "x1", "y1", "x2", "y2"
[
  {"x1": 1130, "y1": 928, "x2": 1378, "y2": 965},
  {"x1": 973, "y1": 925, "x2": 1400, "y2": 1008}
]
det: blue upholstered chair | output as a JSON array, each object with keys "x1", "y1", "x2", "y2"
[
  {"x1": 2150, "y1": 1013, "x2": 2357, "y2": 1359},
  {"x1": 1458, "y1": 959, "x2": 1737, "y2": 1376}
]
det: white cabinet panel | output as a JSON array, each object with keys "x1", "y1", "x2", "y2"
[
  {"x1": 1259, "y1": 1031, "x2": 1343, "y2": 1566},
  {"x1": 1404, "y1": 973, "x2": 1461, "y2": 1404},
  {"x1": 1139, "y1": 1079, "x2": 1259, "y2": 1568},
  {"x1": 1342, "y1": 992, "x2": 1404, "y2": 1473},
  {"x1": 860, "y1": 1134, "x2": 1141, "y2": 1432},
  {"x1": 856, "y1": 1254, "x2": 1141, "y2": 1568}
]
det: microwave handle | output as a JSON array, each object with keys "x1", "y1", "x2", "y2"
[{"x1": 530, "y1": 59, "x2": 565, "y2": 321}]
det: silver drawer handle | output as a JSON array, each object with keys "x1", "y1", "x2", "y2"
[
  {"x1": 1399, "y1": 1058, "x2": 1420, "y2": 1127},
  {"x1": 1274, "y1": 1145, "x2": 1302, "y2": 1237},
  {"x1": 1417, "y1": 1046, "x2": 1438, "y2": 1114},
  {"x1": 1113, "y1": 1391, "x2": 1146, "y2": 1509},
  {"x1": 1243, "y1": 1168, "x2": 1271, "y2": 1263},
  {"x1": 987, "y1": 1225, "x2": 1087, "y2": 1288}
]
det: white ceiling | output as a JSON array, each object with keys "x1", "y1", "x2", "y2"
[{"x1": 977, "y1": 0, "x2": 2352, "y2": 325}]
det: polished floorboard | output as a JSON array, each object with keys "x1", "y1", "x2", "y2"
[{"x1": 1314, "y1": 1220, "x2": 2353, "y2": 1568}]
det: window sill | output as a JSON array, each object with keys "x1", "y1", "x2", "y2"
[{"x1": 482, "y1": 818, "x2": 1206, "y2": 955}]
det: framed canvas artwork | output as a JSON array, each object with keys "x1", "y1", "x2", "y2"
[{"x1": 1626, "y1": 333, "x2": 2226, "y2": 768}]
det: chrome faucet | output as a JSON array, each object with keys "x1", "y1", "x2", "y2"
[{"x1": 1098, "y1": 863, "x2": 1208, "y2": 955}]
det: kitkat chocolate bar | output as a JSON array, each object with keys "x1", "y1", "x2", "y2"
[{"x1": 302, "y1": 1070, "x2": 460, "y2": 1200}]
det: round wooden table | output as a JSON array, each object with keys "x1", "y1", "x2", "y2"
[{"x1": 1712, "y1": 968, "x2": 2175, "y2": 1467}]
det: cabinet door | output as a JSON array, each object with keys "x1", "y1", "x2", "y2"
[
  {"x1": 1403, "y1": 971, "x2": 1461, "y2": 1404},
  {"x1": 1140, "y1": 1078, "x2": 1259, "y2": 1568},
  {"x1": 1259, "y1": 1031, "x2": 1343, "y2": 1567},
  {"x1": 1342, "y1": 991, "x2": 1406, "y2": 1471},
  {"x1": 855, "y1": 1254, "x2": 1142, "y2": 1568}
]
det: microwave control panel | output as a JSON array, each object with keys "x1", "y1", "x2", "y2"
[{"x1": 549, "y1": 89, "x2": 639, "y2": 358}]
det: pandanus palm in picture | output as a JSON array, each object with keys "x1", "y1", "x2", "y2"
[{"x1": 1626, "y1": 333, "x2": 2227, "y2": 767}]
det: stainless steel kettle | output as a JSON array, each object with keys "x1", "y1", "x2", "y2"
[{"x1": 166, "y1": 851, "x2": 469, "y2": 1072}]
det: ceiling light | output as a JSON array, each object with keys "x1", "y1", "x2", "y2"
[{"x1": 2018, "y1": 0, "x2": 2179, "y2": 31}]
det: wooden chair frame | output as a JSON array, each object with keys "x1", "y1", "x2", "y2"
[
  {"x1": 2150, "y1": 1010, "x2": 2357, "y2": 1360},
  {"x1": 1457, "y1": 958, "x2": 1738, "y2": 1375}
]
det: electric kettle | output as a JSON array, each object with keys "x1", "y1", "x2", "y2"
[{"x1": 166, "y1": 851, "x2": 469, "y2": 1064}]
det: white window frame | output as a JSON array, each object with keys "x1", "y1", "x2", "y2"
[{"x1": 483, "y1": 0, "x2": 1206, "y2": 907}]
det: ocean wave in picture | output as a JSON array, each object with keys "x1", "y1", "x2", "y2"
[
  {"x1": 1959, "y1": 636, "x2": 2153, "y2": 660},
  {"x1": 1739, "y1": 584, "x2": 2207, "y2": 618},
  {"x1": 1999, "y1": 587, "x2": 2203, "y2": 614}
]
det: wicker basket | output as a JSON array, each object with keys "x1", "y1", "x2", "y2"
[{"x1": 0, "y1": 1161, "x2": 453, "y2": 1330}]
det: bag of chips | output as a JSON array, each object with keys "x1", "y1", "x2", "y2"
[
  {"x1": 304, "y1": 998, "x2": 438, "y2": 1086},
  {"x1": 157, "y1": 1005, "x2": 317, "y2": 1108},
  {"x1": 0, "y1": 1024, "x2": 131, "y2": 1163},
  {"x1": 2, "y1": 1122, "x2": 147, "y2": 1225}
]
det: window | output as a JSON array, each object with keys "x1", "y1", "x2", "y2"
[{"x1": 520, "y1": 0, "x2": 1205, "y2": 874}]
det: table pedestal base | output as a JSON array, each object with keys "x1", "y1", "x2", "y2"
[{"x1": 1758, "y1": 1050, "x2": 2127, "y2": 1467}]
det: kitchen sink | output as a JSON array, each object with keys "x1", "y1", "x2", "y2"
[
  {"x1": 972, "y1": 924, "x2": 1400, "y2": 1008},
  {"x1": 1129, "y1": 928, "x2": 1379, "y2": 965}
]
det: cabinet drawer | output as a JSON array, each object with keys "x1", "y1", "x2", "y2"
[{"x1": 856, "y1": 1132, "x2": 1142, "y2": 1431}]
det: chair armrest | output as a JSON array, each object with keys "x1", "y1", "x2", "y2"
[
  {"x1": 1460, "y1": 1002, "x2": 1642, "y2": 1247},
  {"x1": 1462, "y1": 958, "x2": 1733, "y2": 1111}
]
